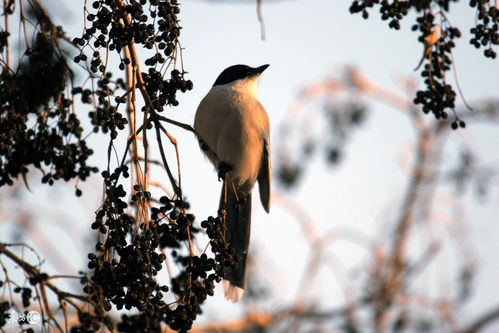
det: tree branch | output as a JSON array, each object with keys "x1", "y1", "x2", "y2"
[{"x1": 461, "y1": 304, "x2": 499, "y2": 333}]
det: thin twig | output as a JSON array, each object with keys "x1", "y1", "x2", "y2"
[
  {"x1": 449, "y1": 49, "x2": 473, "y2": 112},
  {"x1": 154, "y1": 121, "x2": 181, "y2": 197},
  {"x1": 0, "y1": 243, "x2": 88, "y2": 306},
  {"x1": 256, "y1": 0, "x2": 266, "y2": 41},
  {"x1": 157, "y1": 121, "x2": 182, "y2": 197},
  {"x1": 461, "y1": 303, "x2": 499, "y2": 333},
  {"x1": 156, "y1": 114, "x2": 196, "y2": 134}
]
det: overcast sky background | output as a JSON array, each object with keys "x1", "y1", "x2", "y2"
[{"x1": 1, "y1": 0, "x2": 499, "y2": 330}]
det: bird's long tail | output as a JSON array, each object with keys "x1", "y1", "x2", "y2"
[{"x1": 219, "y1": 181, "x2": 252, "y2": 303}]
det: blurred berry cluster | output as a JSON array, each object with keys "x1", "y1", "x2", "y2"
[
  {"x1": 0, "y1": 25, "x2": 97, "y2": 187},
  {"x1": 277, "y1": 100, "x2": 367, "y2": 188}
]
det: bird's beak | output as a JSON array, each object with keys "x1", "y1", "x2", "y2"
[{"x1": 254, "y1": 64, "x2": 269, "y2": 75}]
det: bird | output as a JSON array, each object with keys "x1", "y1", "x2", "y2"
[
  {"x1": 194, "y1": 64, "x2": 271, "y2": 303},
  {"x1": 414, "y1": 23, "x2": 440, "y2": 71}
]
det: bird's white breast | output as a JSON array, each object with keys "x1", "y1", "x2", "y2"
[{"x1": 194, "y1": 79, "x2": 269, "y2": 191}]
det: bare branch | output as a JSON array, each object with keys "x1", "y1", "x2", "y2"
[{"x1": 461, "y1": 304, "x2": 499, "y2": 333}]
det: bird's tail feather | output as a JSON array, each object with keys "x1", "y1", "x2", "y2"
[
  {"x1": 223, "y1": 280, "x2": 244, "y2": 303},
  {"x1": 219, "y1": 182, "x2": 252, "y2": 302}
]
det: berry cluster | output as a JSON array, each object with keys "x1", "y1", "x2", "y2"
[
  {"x1": 351, "y1": 0, "x2": 411, "y2": 29},
  {"x1": 70, "y1": 161, "x2": 235, "y2": 331},
  {"x1": 73, "y1": 167, "x2": 168, "y2": 330},
  {"x1": 0, "y1": 31, "x2": 9, "y2": 53},
  {"x1": 74, "y1": 74, "x2": 128, "y2": 138},
  {"x1": 142, "y1": 68, "x2": 193, "y2": 111},
  {"x1": 201, "y1": 214, "x2": 237, "y2": 275},
  {"x1": 469, "y1": 0, "x2": 498, "y2": 58},
  {"x1": 349, "y1": 0, "x2": 498, "y2": 128},
  {"x1": 66, "y1": 0, "x2": 228, "y2": 330},
  {"x1": 71, "y1": 0, "x2": 193, "y2": 134},
  {"x1": 276, "y1": 101, "x2": 367, "y2": 188},
  {"x1": 72, "y1": 0, "x2": 187, "y2": 77},
  {"x1": 411, "y1": 15, "x2": 467, "y2": 127},
  {"x1": 0, "y1": 29, "x2": 97, "y2": 187},
  {"x1": 117, "y1": 313, "x2": 162, "y2": 333},
  {"x1": 0, "y1": 262, "x2": 50, "y2": 330},
  {"x1": 157, "y1": 204, "x2": 195, "y2": 249},
  {"x1": 0, "y1": 301, "x2": 10, "y2": 327},
  {"x1": 349, "y1": 0, "x2": 377, "y2": 19},
  {"x1": 160, "y1": 213, "x2": 236, "y2": 331}
]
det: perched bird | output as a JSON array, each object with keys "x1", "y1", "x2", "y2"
[
  {"x1": 414, "y1": 23, "x2": 441, "y2": 71},
  {"x1": 194, "y1": 64, "x2": 271, "y2": 302}
]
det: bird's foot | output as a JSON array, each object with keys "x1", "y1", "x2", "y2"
[
  {"x1": 234, "y1": 195, "x2": 247, "y2": 211},
  {"x1": 218, "y1": 162, "x2": 233, "y2": 181}
]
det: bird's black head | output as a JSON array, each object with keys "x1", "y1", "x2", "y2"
[{"x1": 213, "y1": 64, "x2": 269, "y2": 86}]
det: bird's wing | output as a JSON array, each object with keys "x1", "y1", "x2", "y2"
[
  {"x1": 257, "y1": 136, "x2": 271, "y2": 213},
  {"x1": 194, "y1": 88, "x2": 232, "y2": 166}
]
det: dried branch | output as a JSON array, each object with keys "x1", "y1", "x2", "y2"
[
  {"x1": 276, "y1": 66, "x2": 499, "y2": 332},
  {"x1": 0, "y1": 243, "x2": 88, "y2": 306},
  {"x1": 461, "y1": 303, "x2": 499, "y2": 333},
  {"x1": 171, "y1": 304, "x2": 357, "y2": 333},
  {"x1": 256, "y1": 0, "x2": 266, "y2": 40}
]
